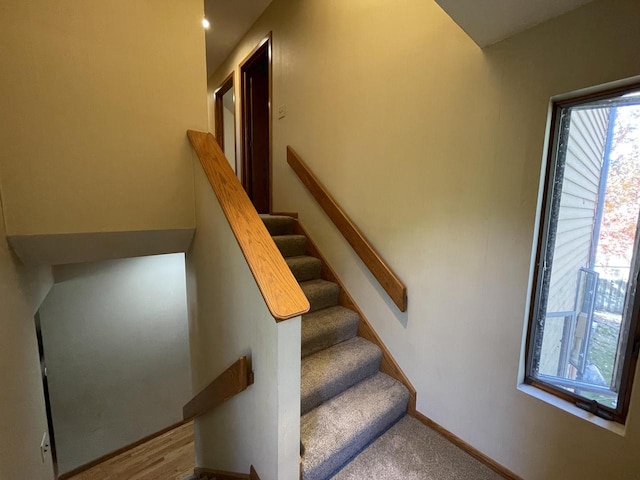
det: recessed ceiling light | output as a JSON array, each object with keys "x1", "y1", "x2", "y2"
[{"x1": 202, "y1": 18, "x2": 210, "y2": 29}]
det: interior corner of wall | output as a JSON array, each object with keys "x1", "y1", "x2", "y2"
[{"x1": 0, "y1": 173, "x2": 10, "y2": 241}]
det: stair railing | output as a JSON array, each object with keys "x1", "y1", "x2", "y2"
[
  {"x1": 287, "y1": 146, "x2": 408, "y2": 312},
  {"x1": 183, "y1": 356, "x2": 254, "y2": 420},
  {"x1": 188, "y1": 131, "x2": 309, "y2": 321}
]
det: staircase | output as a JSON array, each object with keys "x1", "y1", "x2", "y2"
[{"x1": 261, "y1": 215, "x2": 410, "y2": 480}]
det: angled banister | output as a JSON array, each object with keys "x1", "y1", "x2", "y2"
[
  {"x1": 187, "y1": 130, "x2": 309, "y2": 321},
  {"x1": 287, "y1": 146, "x2": 407, "y2": 312},
  {"x1": 183, "y1": 356, "x2": 254, "y2": 420}
]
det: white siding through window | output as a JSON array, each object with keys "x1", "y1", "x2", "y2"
[
  {"x1": 540, "y1": 108, "x2": 609, "y2": 375},
  {"x1": 547, "y1": 108, "x2": 610, "y2": 313}
]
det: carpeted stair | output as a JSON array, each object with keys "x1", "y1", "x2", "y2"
[{"x1": 261, "y1": 214, "x2": 410, "y2": 480}]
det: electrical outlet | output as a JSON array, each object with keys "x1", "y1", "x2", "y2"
[
  {"x1": 277, "y1": 104, "x2": 286, "y2": 119},
  {"x1": 40, "y1": 432, "x2": 49, "y2": 462}
]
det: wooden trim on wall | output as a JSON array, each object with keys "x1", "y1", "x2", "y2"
[
  {"x1": 412, "y1": 411, "x2": 524, "y2": 480},
  {"x1": 287, "y1": 146, "x2": 408, "y2": 312},
  {"x1": 183, "y1": 356, "x2": 254, "y2": 421},
  {"x1": 194, "y1": 467, "x2": 250, "y2": 479},
  {"x1": 239, "y1": 33, "x2": 273, "y2": 213},
  {"x1": 187, "y1": 130, "x2": 309, "y2": 321},
  {"x1": 293, "y1": 221, "x2": 417, "y2": 414},
  {"x1": 193, "y1": 465, "x2": 260, "y2": 480},
  {"x1": 57, "y1": 420, "x2": 192, "y2": 480},
  {"x1": 213, "y1": 71, "x2": 238, "y2": 174}
]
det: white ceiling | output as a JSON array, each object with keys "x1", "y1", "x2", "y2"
[
  {"x1": 435, "y1": 0, "x2": 596, "y2": 46},
  {"x1": 204, "y1": 0, "x2": 272, "y2": 75}
]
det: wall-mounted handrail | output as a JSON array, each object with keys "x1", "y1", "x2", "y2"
[
  {"x1": 187, "y1": 131, "x2": 309, "y2": 321},
  {"x1": 183, "y1": 356, "x2": 254, "y2": 420},
  {"x1": 287, "y1": 146, "x2": 407, "y2": 312}
]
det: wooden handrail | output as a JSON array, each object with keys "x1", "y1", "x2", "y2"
[
  {"x1": 187, "y1": 131, "x2": 309, "y2": 321},
  {"x1": 183, "y1": 356, "x2": 254, "y2": 420},
  {"x1": 287, "y1": 146, "x2": 408, "y2": 312}
]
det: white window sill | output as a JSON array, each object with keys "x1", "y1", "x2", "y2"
[{"x1": 517, "y1": 383, "x2": 626, "y2": 436}]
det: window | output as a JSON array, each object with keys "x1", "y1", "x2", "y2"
[{"x1": 526, "y1": 84, "x2": 640, "y2": 423}]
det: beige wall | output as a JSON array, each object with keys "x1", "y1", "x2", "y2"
[
  {"x1": 0, "y1": 189, "x2": 54, "y2": 478},
  {"x1": 209, "y1": 0, "x2": 640, "y2": 478},
  {"x1": 0, "y1": 0, "x2": 208, "y2": 236}
]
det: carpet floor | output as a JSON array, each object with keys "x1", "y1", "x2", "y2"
[
  {"x1": 262, "y1": 215, "x2": 505, "y2": 480},
  {"x1": 332, "y1": 416, "x2": 503, "y2": 480}
]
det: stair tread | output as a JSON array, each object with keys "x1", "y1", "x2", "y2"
[
  {"x1": 301, "y1": 336, "x2": 381, "y2": 414},
  {"x1": 302, "y1": 306, "x2": 360, "y2": 357},
  {"x1": 273, "y1": 234, "x2": 307, "y2": 257},
  {"x1": 286, "y1": 255, "x2": 322, "y2": 282},
  {"x1": 260, "y1": 214, "x2": 296, "y2": 236},
  {"x1": 301, "y1": 372, "x2": 409, "y2": 480},
  {"x1": 300, "y1": 279, "x2": 340, "y2": 313}
]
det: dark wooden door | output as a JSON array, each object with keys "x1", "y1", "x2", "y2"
[{"x1": 241, "y1": 41, "x2": 270, "y2": 214}]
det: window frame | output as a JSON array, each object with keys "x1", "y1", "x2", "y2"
[{"x1": 525, "y1": 82, "x2": 640, "y2": 424}]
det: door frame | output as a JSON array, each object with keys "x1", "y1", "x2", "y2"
[
  {"x1": 213, "y1": 71, "x2": 237, "y2": 173},
  {"x1": 35, "y1": 312, "x2": 58, "y2": 478},
  {"x1": 239, "y1": 32, "x2": 272, "y2": 213}
]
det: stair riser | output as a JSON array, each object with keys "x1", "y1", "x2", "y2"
[
  {"x1": 302, "y1": 326, "x2": 359, "y2": 358},
  {"x1": 303, "y1": 409, "x2": 406, "y2": 480},
  {"x1": 308, "y1": 293, "x2": 339, "y2": 313},
  {"x1": 301, "y1": 350, "x2": 382, "y2": 415},
  {"x1": 301, "y1": 374, "x2": 410, "y2": 480},
  {"x1": 304, "y1": 286, "x2": 340, "y2": 313},
  {"x1": 301, "y1": 309, "x2": 360, "y2": 358},
  {"x1": 261, "y1": 215, "x2": 296, "y2": 236},
  {"x1": 288, "y1": 258, "x2": 322, "y2": 282},
  {"x1": 274, "y1": 235, "x2": 307, "y2": 257}
]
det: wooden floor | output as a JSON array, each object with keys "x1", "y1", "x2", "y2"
[{"x1": 67, "y1": 422, "x2": 195, "y2": 480}]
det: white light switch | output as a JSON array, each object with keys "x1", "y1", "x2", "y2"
[
  {"x1": 277, "y1": 104, "x2": 286, "y2": 119},
  {"x1": 40, "y1": 432, "x2": 49, "y2": 462}
]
